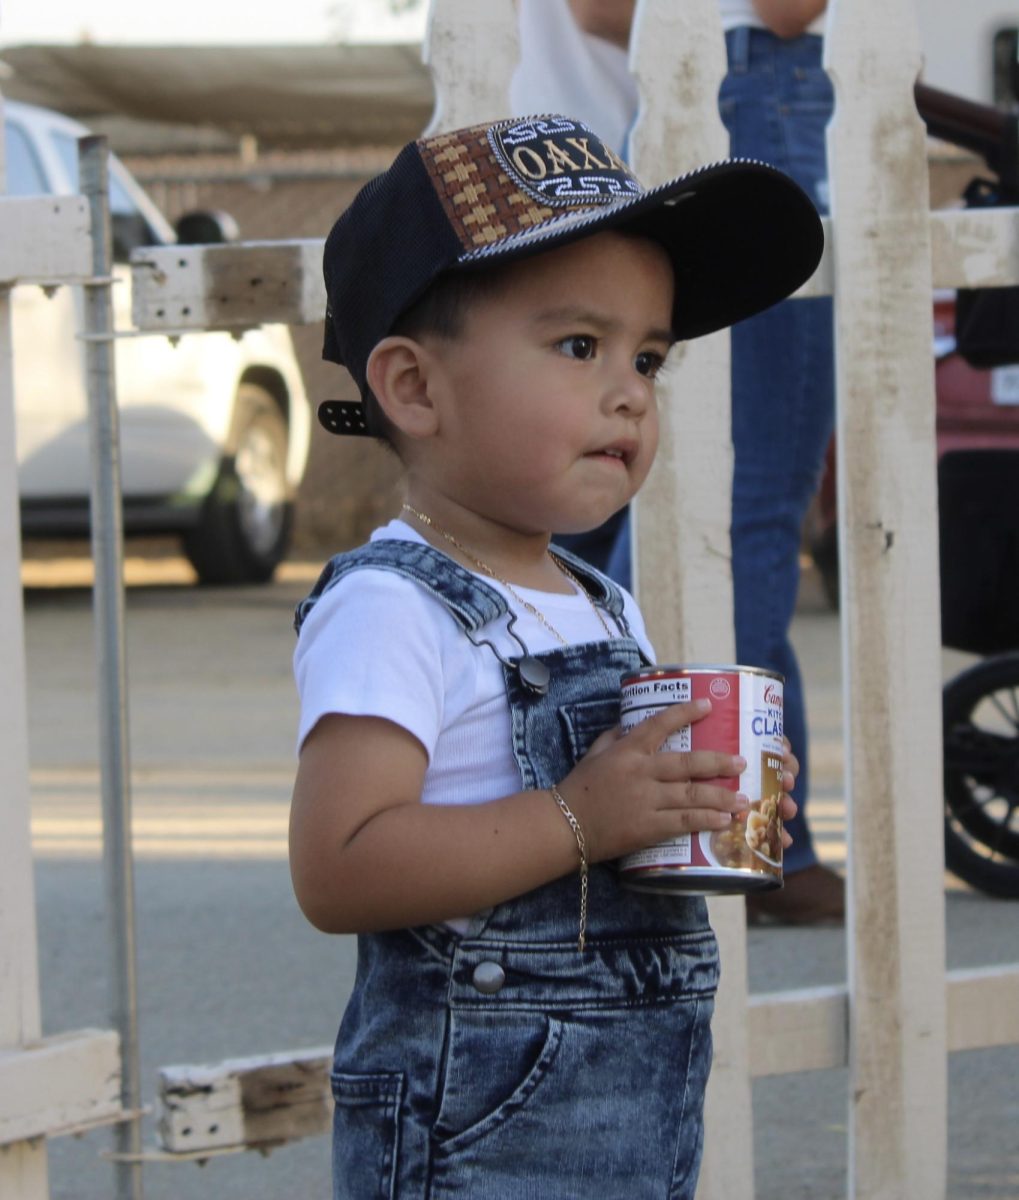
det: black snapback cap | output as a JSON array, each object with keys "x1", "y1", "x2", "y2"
[{"x1": 320, "y1": 114, "x2": 824, "y2": 436}]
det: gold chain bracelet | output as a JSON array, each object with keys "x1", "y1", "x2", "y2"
[{"x1": 549, "y1": 785, "x2": 589, "y2": 952}]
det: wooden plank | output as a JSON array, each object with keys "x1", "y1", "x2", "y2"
[
  {"x1": 148, "y1": 964, "x2": 1019, "y2": 1158},
  {"x1": 799, "y1": 209, "x2": 1019, "y2": 298},
  {"x1": 946, "y1": 965, "x2": 1019, "y2": 1053},
  {"x1": 749, "y1": 965, "x2": 1019, "y2": 1078},
  {"x1": 129, "y1": 239, "x2": 324, "y2": 332},
  {"x1": 627, "y1": 4, "x2": 753, "y2": 1199},
  {"x1": 0, "y1": 196, "x2": 92, "y2": 283},
  {"x1": 126, "y1": 206, "x2": 1019, "y2": 334},
  {"x1": 422, "y1": 0, "x2": 518, "y2": 135},
  {"x1": 749, "y1": 986, "x2": 848, "y2": 1078},
  {"x1": 0, "y1": 1030, "x2": 122, "y2": 1145},
  {"x1": 824, "y1": 0, "x2": 948, "y2": 1194},
  {"x1": 928, "y1": 207, "x2": 1019, "y2": 289},
  {"x1": 157, "y1": 1047, "x2": 333, "y2": 1153}
]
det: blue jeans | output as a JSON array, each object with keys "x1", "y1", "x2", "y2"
[
  {"x1": 606, "y1": 29, "x2": 835, "y2": 872},
  {"x1": 298, "y1": 541, "x2": 719, "y2": 1198}
]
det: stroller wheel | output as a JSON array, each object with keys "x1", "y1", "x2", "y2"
[{"x1": 943, "y1": 653, "x2": 1019, "y2": 898}]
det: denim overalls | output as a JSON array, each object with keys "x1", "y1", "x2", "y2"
[{"x1": 295, "y1": 540, "x2": 720, "y2": 1199}]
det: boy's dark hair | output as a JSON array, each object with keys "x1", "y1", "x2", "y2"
[{"x1": 362, "y1": 266, "x2": 508, "y2": 446}]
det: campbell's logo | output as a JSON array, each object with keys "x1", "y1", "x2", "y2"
[
  {"x1": 709, "y1": 677, "x2": 731, "y2": 700},
  {"x1": 763, "y1": 683, "x2": 782, "y2": 706}
]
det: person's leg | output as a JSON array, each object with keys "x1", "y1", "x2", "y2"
[
  {"x1": 722, "y1": 29, "x2": 841, "y2": 915},
  {"x1": 730, "y1": 294, "x2": 834, "y2": 871}
]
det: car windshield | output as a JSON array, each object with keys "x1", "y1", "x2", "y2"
[
  {"x1": 51, "y1": 130, "x2": 163, "y2": 262},
  {"x1": 4, "y1": 120, "x2": 49, "y2": 195}
]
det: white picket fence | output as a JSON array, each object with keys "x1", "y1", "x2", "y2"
[{"x1": 3, "y1": 0, "x2": 1019, "y2": 1196}]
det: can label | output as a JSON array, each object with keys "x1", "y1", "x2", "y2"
[{"x1": 618, "y1": 666, "x2": 784, "y2": 894}]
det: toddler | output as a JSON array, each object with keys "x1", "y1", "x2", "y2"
[{"x1": 290, "y1": 114, "x2": 821, "y2": 1198}]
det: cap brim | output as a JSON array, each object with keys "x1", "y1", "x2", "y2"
[
  {"x1": 457, "y1": 157, "x2": 824, "y2": 341},
  {"x1": 319, "y1": 158, "x2": 823, "y2": 436}
]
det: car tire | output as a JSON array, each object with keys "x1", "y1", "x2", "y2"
[
  {"x1": 183, "y1": 383, "x2": 293, "y2": 585},
  {"x1": 942, "y1": 653, "x2": 1019, "y2": 899}
]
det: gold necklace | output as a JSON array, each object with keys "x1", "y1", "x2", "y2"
[{"x1": 401, "y1": 504, "x2": 614, "y2": 645}]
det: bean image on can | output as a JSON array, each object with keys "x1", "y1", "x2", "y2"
[{"x1": 618, "y1": 665, "x2": 785, "y2": 895}]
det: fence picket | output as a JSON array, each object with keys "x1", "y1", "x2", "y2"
[
  {"x1": 0, "y1": 85, "x2": 51, "y2": 1200},
  {"x1": 423, "y1": 0, "x2": 517, "y2": 135},
  {"x1": 628, "y1": 4, "x2": 753, "y2": 1197},
  {"x1": 825, "y1": 0, "x2": 948, "y2": 1194}
]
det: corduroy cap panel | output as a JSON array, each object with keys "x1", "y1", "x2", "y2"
[{"x1": 321, "y1": 141, "x2": 462, "y2": 394}]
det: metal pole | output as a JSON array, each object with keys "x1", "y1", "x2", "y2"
[{"x1": 79, "y1": 135, "x2": 144, "y2": 1200}]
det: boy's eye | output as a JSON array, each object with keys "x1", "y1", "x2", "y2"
[
  {"x1": 635, "y1": 350, "x2": 666, "y2": 378},
  {"x1": 557, "y1": 334, "x2": 597, "y2": 361}
]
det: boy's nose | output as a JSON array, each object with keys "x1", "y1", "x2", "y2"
[{"x1": 604, "y1": 366, "x2": 650, "y2": 418}]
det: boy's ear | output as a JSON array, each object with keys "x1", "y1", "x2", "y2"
[{"x1": 365, "y1": 336, "x2": 439, "y2": 439}]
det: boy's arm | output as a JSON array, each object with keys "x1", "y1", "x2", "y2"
[
  {"x1": 290, "y1": 705, "x2": 753, "y2": 935},
  {"x1": 289, "y1": 714, "x2": 583, "y2": 934}
]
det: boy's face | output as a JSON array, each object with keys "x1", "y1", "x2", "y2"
[{"x1": 416, "y1": 231, "x2": 674, "y2": 537}]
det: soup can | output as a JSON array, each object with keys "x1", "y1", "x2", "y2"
[{"x1": 618, "y1": 665, "x2": 784, "y2": 895}]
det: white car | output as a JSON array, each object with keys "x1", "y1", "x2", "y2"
[{"x1": 5, "y1": 100, "x2": 311, "y2": 584}]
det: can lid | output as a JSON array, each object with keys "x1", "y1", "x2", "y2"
[{"x1": 622, "y1": 663, "x2": 785, "y2": 685}]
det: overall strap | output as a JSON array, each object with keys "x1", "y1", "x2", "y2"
[
  {"x1": 549, "y1": 541, "x2": 633, "y2": 636},
  {"x1": 293, "y1": 539, "x2": 509, "y2": 636}
]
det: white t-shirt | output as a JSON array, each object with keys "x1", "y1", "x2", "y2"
[{"x1": 294, "y1": 521, "x2": 654, "y2": 812}]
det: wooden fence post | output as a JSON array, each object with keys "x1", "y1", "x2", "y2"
[
  {"x1": 628, "y1": 3, "x2": 752, "y2": 1197},
  {"x1": 0, "y1": 91, "x2": 127, "y2": 1200},
  {"x1": 0, "y1": 85, "x2": 51, "y2": 1200},
  {"x1": 824, "y1": 0, "x2": 948, "y2": 1194},
  {"x1": 423, "y1": 0, "x2": 517, "y2": 135}
]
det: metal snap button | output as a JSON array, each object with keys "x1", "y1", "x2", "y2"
[{"x1": 471, "y1": 961, "x2": 506, "y2": 995}]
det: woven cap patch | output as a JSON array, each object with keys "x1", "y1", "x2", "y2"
[
  {"x1": 417, "y1": 116, "x2": 643, "y2": 255},
  {"x1": 490, "y1": 116, "x2": 641, "y2": 206}
]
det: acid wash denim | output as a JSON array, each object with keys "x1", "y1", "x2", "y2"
[{"x1": 295, "y1": 540, "x2": 720, "y2": 1199}]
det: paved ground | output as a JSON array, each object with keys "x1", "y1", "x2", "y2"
[{"x1": 19, "y1": 547, "x2": 1019, "y2": 1199}]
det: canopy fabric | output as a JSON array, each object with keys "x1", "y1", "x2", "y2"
[{"x1": 0, "y1": 44, "x2": 436, "y2": 149}]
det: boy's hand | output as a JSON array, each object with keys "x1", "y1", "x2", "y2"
[{"x1": 559, "y1": 698, "x2": 750, "y2": 864}]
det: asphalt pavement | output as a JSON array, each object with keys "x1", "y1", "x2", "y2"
[{"x1": 20, "y1": 546, "x2": 1019, "y2": 1200}]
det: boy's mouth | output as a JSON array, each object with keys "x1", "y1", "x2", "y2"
[{"x1": 586, "y1": 440, "x2": 637, "y2": 467}]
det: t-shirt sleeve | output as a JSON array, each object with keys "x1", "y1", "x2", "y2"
[{"x1": 293, "y1": 569, "x2": 448, "y2": 756}]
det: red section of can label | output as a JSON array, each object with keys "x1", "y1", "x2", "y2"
[{"x1": 618, "y1": 665, "x2": 785, "y2": 895}]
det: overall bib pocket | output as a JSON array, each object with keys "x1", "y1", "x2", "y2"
[{"x1": 558, "y1": 696, "x2": 621, "y2": 763}]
